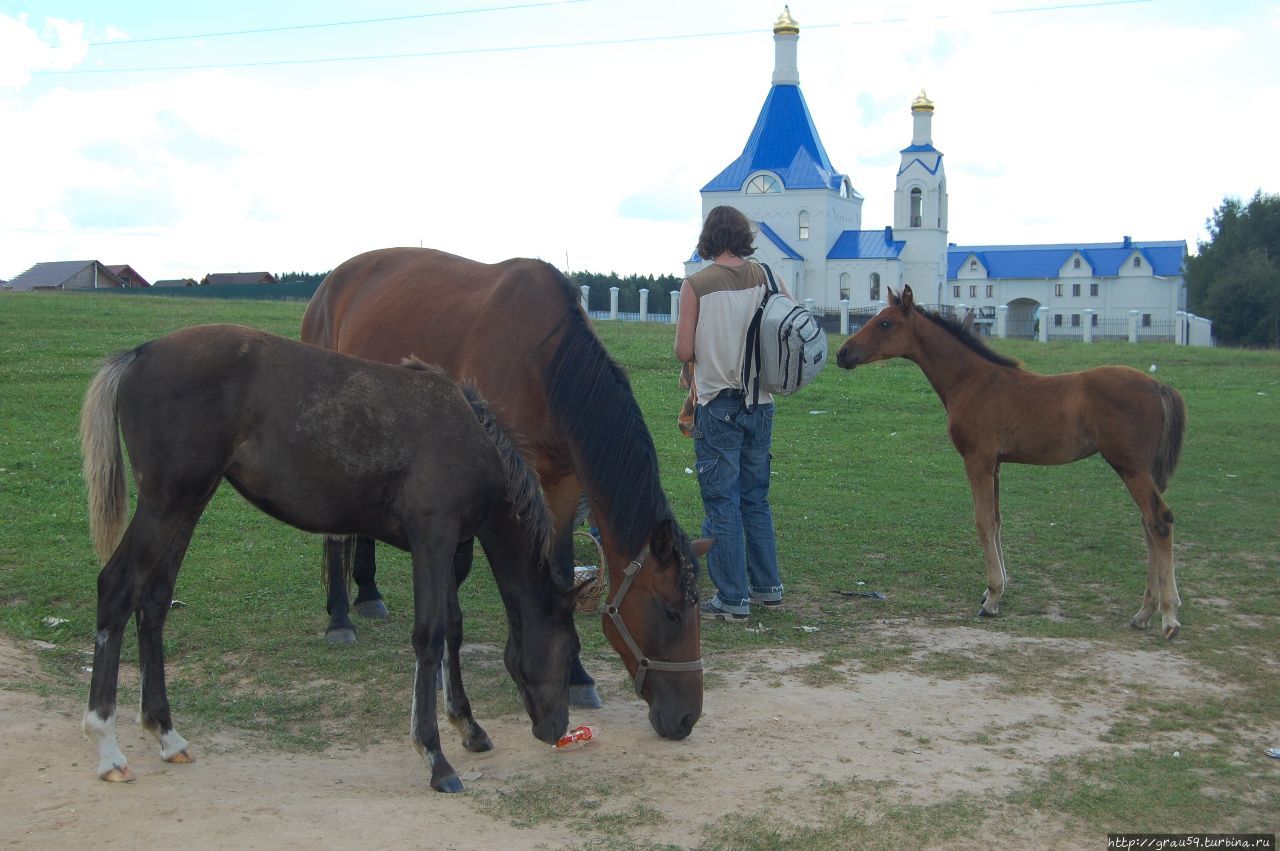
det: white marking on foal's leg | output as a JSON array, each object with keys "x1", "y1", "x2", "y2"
[
  {"x1": 136, "y1": 662, "x2": 193, "y2": 763},
  {"x1": 84, "y1": 709, "x2": 133, "y2": 782}
]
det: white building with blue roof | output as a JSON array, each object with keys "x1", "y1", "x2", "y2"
[{"x1": 684, "y1": 7, "x2": 1206, "y2": 344}]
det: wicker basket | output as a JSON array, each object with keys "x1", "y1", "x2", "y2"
[{"x1": 571, "y1": 529, "x2": 606, "y2": 614}]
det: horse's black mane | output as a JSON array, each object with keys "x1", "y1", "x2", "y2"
[
  {"x1": 917, "y1": 306, "x2": 1022, "y2": 369},
  {"x1": 542, "y1": 274, "x2": 697, "y2": 578},
  {"x1": 401, "y1": 359, "x2": 557, "y2": 583}
]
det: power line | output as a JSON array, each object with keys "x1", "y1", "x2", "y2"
[
  {"x1": 87, "y1": 0, "x2": 591, "y2": 46},
  {"x1": 40, "y1": 0, "x2": 1155, "y2": 77}
]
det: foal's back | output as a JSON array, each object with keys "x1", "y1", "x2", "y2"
[{"x1": 117, "y1": 324, "x2": 503, "y2": 544}]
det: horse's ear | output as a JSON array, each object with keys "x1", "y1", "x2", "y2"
[
  {"x1": 649, "y1": 518, "x2": 678, "y2": 563},
  {"x1": 900, "y1": 285, "x2": 915, "y2": 309},
  {"x1": 887, "y1": 287, "x2": 901, "y2": 306}
]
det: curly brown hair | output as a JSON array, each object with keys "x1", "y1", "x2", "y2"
[{"x1": 696, "y1": 206, "x2": 756, "y2": 260}]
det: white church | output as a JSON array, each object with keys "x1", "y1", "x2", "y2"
[{"x1": 683, "y1": 8, "x2": 1211, "y2": 345}]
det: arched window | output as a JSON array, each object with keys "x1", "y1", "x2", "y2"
[
  {"x1": 839, "y1": 272, "x2": 850, "y2": 301},
  {"x1": 870, "y1": 272, "x2": 881, "y2": 302},
  {"x1": 798, "y1": 210, "x2": 810, "y2": 240},
  {"x1": 746, "y1": 174, "x2": 781, "y2": 194},
  {"x1": 1073, "y1": 257, "x2": 1081, "y2": 269},
  {"x1": 909, "y1": 188, "x2": 923, "y2": 227}
]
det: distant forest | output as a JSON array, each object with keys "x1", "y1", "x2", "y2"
[{"x1": 277, "y1": 269, "x2": 683, "y2": 314}]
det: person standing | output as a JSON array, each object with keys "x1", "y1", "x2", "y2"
[{"x1": 675, "y1": 205, "x2": 785, "y2": 621}]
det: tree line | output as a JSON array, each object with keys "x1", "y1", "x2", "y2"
[
  {"x1": 1186, "y1": 190, "x2": 1280, "y2": 347},
  {"x1": 278, "y1": 269, "x2": 683, "y2": 315}
]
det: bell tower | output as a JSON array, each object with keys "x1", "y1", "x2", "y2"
[{"x1": 894, "y1": 91, "x2": 949, "y2": 298}]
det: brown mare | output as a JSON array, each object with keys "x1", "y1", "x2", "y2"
[
  {"x1": 836, "y1": 285, "x2": 1187, "y2": 638},
  {"x1": 302, "y1": 247, "x2": 707, "y2": 739},
  {"x1": 80, "y1": 325, "x2": 580, "y2": 793}
]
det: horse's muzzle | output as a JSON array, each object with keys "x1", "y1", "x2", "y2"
[
  {"x1": 836, "y1": 345, "x2": 863, "y2": 369},
  {"x1": 649, "y1": 705, "x2": 699, "y2": 740}
]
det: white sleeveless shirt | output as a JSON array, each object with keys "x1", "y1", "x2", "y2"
[{"x1": 686, "y1": 261, "x2": 772, "y2": 407}]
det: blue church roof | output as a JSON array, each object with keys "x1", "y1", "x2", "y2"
[
  {"x1": 828, "y1": 229, "x2": 905, "y2": 260},
  {"x1": 702, "y1": 84, "x2": 845, "y2": 193},
  {"x1": 947, "y1": 240, "x2": 1186, "y2": 280},
  {"x1": 757, "y1": 221, "x2": 804, "y2": 260}
]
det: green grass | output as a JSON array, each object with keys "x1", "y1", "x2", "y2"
[{"x1": 2, "y1": 291, "x2": 1278, "y2": 844}]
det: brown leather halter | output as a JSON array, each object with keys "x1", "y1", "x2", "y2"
[{"x1": 603, "y1": 545, "x2": 703, "y2": 698}]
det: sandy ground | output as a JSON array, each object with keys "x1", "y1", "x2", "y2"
[{"x1": 0, "y1": 624, "x2": 1226, "y2": 850}]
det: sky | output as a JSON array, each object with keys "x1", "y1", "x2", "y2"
[{"x1": 1, "y1": 0, "x2": 1278, "y2": 283}]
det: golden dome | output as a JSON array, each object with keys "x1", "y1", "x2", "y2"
[
  {"x1": 912, "y1": 89, "x2": 935, "y2": 112},
  {"x1": 773, "y1": 6, "x2": 799, "y2": 35}
]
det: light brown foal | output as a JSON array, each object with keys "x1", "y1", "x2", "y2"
[{"x1": 836, "y1": 285, "x2": 1187, "y2": 639}]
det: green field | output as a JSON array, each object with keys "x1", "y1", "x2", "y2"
[{"x1": 1, "y1": 291, "x2": 1277, "y2": 845}]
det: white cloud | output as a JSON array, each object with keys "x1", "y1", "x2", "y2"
[
  {"x1": 1, "y1": 2, "x2": 1278, "y2": 282},
  {"x1": 0, "y1": 14, "x2": 87, "y2": 89}
]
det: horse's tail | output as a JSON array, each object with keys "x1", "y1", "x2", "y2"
[
  {"x1": 459, "y1": 382, "x2": 555, "y2": 566},
  {"x1": 80, "y1": 350, "x2": 138, "y2": 563},
  {"x1": 1153, "y1": 382, "x2": 1186, "y2": 493}
]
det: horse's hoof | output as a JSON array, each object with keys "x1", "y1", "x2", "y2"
[
  {"x1": 977, "y1": 608, "x2": 998, "y2": 618},
  {"x1": 464, "y1": 734, "x2": 494, "y2": 753},
  {"x1": 1163, "y1": 624, "x2": 1180, "y2": 641},
  {"x1": 354, "y1": 599, "x2": 389, "y2": 619},
  {"x1": 569, "y1": 684, "x2": 603, "y2": 709},
  {"x1": 165, "y1": 749, "x2": 195, "y2": 765},
  {"x1": 325, "y1": 628, "x2": 357, "y2": 645},
  {"x1": 432, "y1": 774, "x2": 465, "y2": 793},
  {"x1": 101, "y1": 765, "x2": 135, "y2": 783},
  {"x1": 1130, "y1": 617, "x2": 1150, "y2": 630}
]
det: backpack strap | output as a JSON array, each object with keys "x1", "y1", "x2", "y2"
[{"x1": 741, "y1": 262, "x2": 776, "y2": 412}]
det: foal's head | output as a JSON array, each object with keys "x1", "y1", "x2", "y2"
[
  {"x1": 836, "y1": 284, "x2": 921, "y2": 369},
  {"x1": 501, "y1": 562, "x2": 585, "y2": 745}
]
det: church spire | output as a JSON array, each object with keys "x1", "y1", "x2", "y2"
[
  {"x1": 911, "y1": 89, "x2": 935, "y2": 146},
  {"x1": 772, "y1": 6, "x2": 799, "y2": 85}
]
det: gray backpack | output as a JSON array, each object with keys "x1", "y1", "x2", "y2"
[{"x1": 742, "y1": 263, "x2": 827, "y2": 409}]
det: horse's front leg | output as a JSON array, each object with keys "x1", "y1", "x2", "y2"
[
  {"x1": 408, "y1": 530, "x2": 465, "y2": 793},
  {"x1": 963, "y1": 456, "x2": 1007, "y2": 617},
  {"x1": 443, "y1": 538, "x2": 493, "y2": 752},
  {"x1": 546, "y1": 479, "x2": 602, "y2": 709}
]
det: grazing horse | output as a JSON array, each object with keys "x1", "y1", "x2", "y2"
[
  {"x1": 302, "y1": 247, "x2": 707, "y2": 739},
  {"x1": 80, "y1": 325, "x2": 580, "y2": 793},
  {"x1": 835, "y1": 286, "x2": 1187, "y2": 639}
]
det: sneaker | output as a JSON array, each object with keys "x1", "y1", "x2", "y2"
[
  {"x1": 750, "y1": 595, "x2": 783, "y2": 609},
  {"x1": 700, "y1": 600, "x2": 748, "y2": 622}
]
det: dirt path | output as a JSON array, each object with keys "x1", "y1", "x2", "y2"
[{"x1": 0, "y1": 626, "x2": 1221, "y2": 849}]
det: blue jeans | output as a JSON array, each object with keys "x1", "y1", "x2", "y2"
[{"x1": 694, "y1": 393, "x2": 782, "y2": 615}]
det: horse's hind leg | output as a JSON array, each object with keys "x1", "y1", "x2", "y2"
[
  {"x1": 352, "y1": 535, "x2": 388, "y2": 619},
  {"x1": 964, "y1": 457, "x2": 1008, "y2": 617},
  {"x1": 324, "y1": 535, "x2": 358, "y2": 644},
  {"x1": 136, "y1": 514, "x2": 199, "y2": 766},
  {"x1": 1121, "y1": 472, "x2": 1180, "y2": 639},
  {"x1": 85, "y1": 540, "x2": 140, "y2": 782},
  {"x1": 85, "y1": 507, "x2": 196, "y2": 781},
  {"x1": 443, "y1": 538, "x2": 493, "y2": 752}
]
